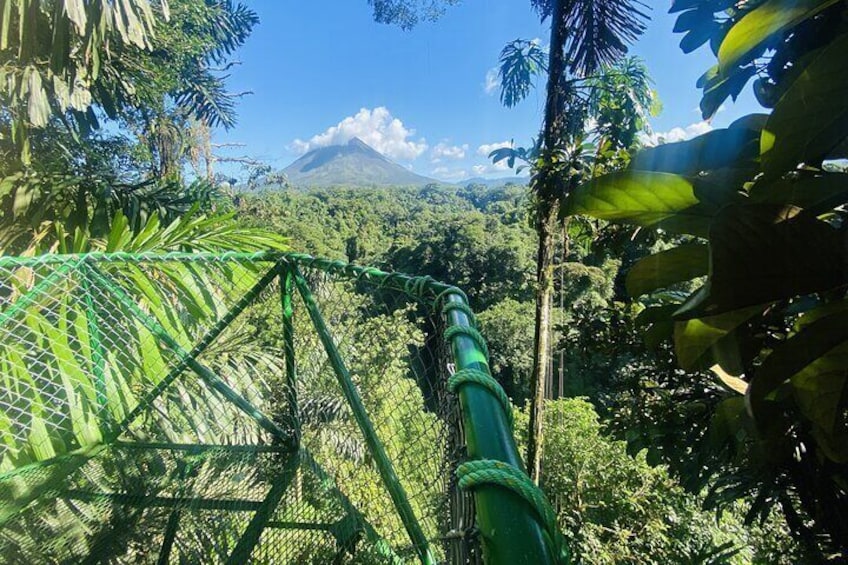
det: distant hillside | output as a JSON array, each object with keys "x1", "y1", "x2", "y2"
[
  {"x1": 459, "y1": 176, "x2": 529, "y2": 188},
  {"x1": 283, "y1": 138, "x2": 437, "y2": 187}
]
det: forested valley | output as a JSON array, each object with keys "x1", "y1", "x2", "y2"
[{"x1": 234, "y1": 182, "x2": 804, "y2": 563}]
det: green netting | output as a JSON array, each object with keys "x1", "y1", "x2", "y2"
[{"x1": 0, "y1": 252, "x2": 483, "y2": 564}]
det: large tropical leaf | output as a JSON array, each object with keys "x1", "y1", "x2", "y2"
[
  {"x1": 563, "y1": 170, "x2": 739, "y2": 236},
  {"x1": 625, "y1": 242, "x2": 708, "y2": 297},
  {"x1": 747, "y1": 309, "x2": 848, "y2": 452},
  {"x1": 673, "y1": 305, "x2": 764, "y2": 371},
  {"x1": 717, "y1": 0, "x2": 841, "y2": 74},
  {"x1": 748, "y1": 172, "x2": 848, "y2": 214},
  {"x1": 760, "y1": 33, "x2": 848, "y2": 176},
  {"x1": 675, "y1": 204, "x2": 846, "y2": 319},
  {"x1": 630, "y1": 115, "x2": 767, "y2": 174}
]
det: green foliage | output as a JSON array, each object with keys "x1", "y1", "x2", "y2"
[
  {"x1": 515, "y1": 398, "x2": 792, "y2": 564},
  {"x1": 238, "y1": 184, "x2": 536, "y2": 310},
  {"x1": 0, "y1": 0, "x2": 165, "y2": 132},
  {"x1": 585, "y1": 57, "x2": 660, "y2": 153},
  {"x1": 563, "y1": 1, "x2": 848, "y2": 556},
  {"x1": 672, "y1": 0, "x2": 847, "y2": 118},
  {"x1": 497, "y1": 39, "x2": 548, "y2": 108},
  {"x1": 367, "y1": 0, "x2": 460, "y2": 30},
  {"x1": 529, "y1": 0, "x2": 649, "y2": 77},
  {"x1": 0, "y1": 0, "x2": 256, "y2": 180},
  {"x1": 478, "y1": 298, "x2": 535, "y2": 405}
]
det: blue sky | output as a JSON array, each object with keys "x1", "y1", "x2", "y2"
[{"x1": 214, "y1": 1, "x2": 762, "y2": 182}]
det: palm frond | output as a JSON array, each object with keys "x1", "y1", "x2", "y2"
[
  {"x1": 498, "y1": 39, "x2": 548, "y2": 108},
  {"x1": 175, "y1": 69, "x2": 239, "y2": 130},
  {"x1": 204, "y1": 1, "x2": 259, "y2": 64},
  {"x1": 560, "y1": 0, "x2": 649, "y2": 76},
  {"x1": 532, "y1": 0, "x2": 649, "y2": 77}
]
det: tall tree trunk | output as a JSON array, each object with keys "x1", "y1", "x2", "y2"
[
  {"x1": 526, "y1": 0, "x2": 568, "y2": 484},
  {"x1": 527, "y1": 200, "x2": 558, "y2": 483}
]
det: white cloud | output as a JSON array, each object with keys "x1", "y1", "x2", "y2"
[
  {"x1": 476, "y1": 140, "x2": 513, "y2": 157},
  {"x1": 471, "y1": 161, "x2": 512, "y2": 176},
  {"x1": 431, "y1": 166, "x2": 468, "y2": 182},
  {"x1": 431, "y1": 142, "x2": 468, "y2": 162},
  {"x1": 641, "y1": 121, "x2": 713, "y2": 146},
  {"x1": 484, "y1": 67, "x2": 499, "y2": 95},
  {"x1": 289, "y1": 107, "x2": 427, "y2": 160}
]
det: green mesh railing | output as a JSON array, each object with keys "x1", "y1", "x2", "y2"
[{"x1": 0, "y1": 252, "x2": 563, "y2": 564}]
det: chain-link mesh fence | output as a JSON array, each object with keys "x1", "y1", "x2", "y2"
[{"x1": 0, "y1": 252, "x2": 483, "y2": 564}]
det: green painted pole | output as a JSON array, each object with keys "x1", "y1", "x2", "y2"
[
  {"x1": 444, "y1": 292, "x2": 555, "y2": 565},
  {"x1": 156, "y1": 505, "x2": 182, "y2": 565},
  {"x1": 292, "y1": 269, "x2": 437, "y2": 565},
  {"x1": 277, "y1": 263, "x2": 300, "y2": 440},
  {"x1": 84, "y1": 265, "x2": 294, "y2": 447},
  {"x1": 62, "y1": 490, "x2": 267, "y2": 511},
  {"x1": 225, "y1": 453, "x2": 299, "y2": 564}
]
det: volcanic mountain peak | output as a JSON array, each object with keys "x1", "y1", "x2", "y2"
[{"x1": 283, "y1": 137, "x2": 436, "y2": 187}]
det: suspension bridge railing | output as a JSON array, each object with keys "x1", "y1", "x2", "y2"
[{"x1": 0, "y1": 251, "x2": 566, "y2": 564}]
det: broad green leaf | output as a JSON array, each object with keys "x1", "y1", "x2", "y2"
[
  {"x1": 748, "y1": 310, "x2": 848, "y2": 411},
  {"x1": 626, "y1": 243, "x2": 709, "y2": 297},
  {"x1": 760, "y1": 34, "x2": 848, "y2": 177},
  {"x1": 28, "y1": 414, "x2": 56, "y2": 462},
  {"x1": 12, "y1": 182, "x2": 40, "y2": 220},
  {"x1": 631, "y1": 115, "x2": 765, "y2": 174},
  {"x1": 699, "y1": 66, "x2": 758, "y2": 119},
  {"x1": 749, "y1": 173, "x2": 848, "y2": 214},
  {"x1": 792, "y1": 371, "x2": 847, "y2": 436},
  {"x1": 0, "y1": 0, "x2": 11, "y2": 50},
  {"x1": 718, "y1": 0, "x2": 841, "y2": 74},
  {"x1": 673, "y1": 305, "x2": 763, "y2": 370},
  {"x1": 677, "y1": 204, "x2": 846, "y2": 318},
  {"x1": 563, "y1": 171, "x2": 733, "y2": 236},
  {"x1": 634, "y1": 304, "x2": 679, "y2": 349},
  {"x1": 795, "y1": 299, "x2": 848, "y2": 330},
  {"x1": 24, "y1": 68, "x2": 50, "y2": 127},
  {"x1": 679, "y1": 16, "x2": 717, "y2": 54},
  {"x1": 65, "y1": 0, "x2": 87, "y2": 33},
  {"x1": 708, "y1": 396, "x2": 747, "y2": 450}
]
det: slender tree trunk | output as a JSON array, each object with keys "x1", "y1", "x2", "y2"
[
  {"x1": 526, "y1": 0, "x2": 568, "y2": 484},
  {"x1": 527, "y1": 200, "x2": 558, "y2": 482}
]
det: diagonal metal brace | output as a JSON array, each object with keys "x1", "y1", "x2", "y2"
[{"x1": 83, "y1": 264, "x2": 292, "y2": 446}]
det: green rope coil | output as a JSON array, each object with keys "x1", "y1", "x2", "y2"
[
  {"x1": 404, "y1": 274, "x2": 436, "y2": 297},
  {"x1": 447, "y1": 369, "x2": 513, "y2": 429},
  {"x1": 432, "y1": 287, "x2": 469, "y2": 310},
  {"x1": 457, "y1": 459, "x2": 570, "y2": 564},
  {"x1": 441, "y1": 301, "x2": 477, "y2": 327},
  {"x1": 444, "y1": 325, "x2": 489, "y2": 361}
]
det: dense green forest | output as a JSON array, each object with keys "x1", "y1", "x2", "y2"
[
  {"x1": 1, "y1": 0, "x2": 847, "y2": 562},
  {"x1": 236, "y1": 183, "x2": 805, "y2": 562}
]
